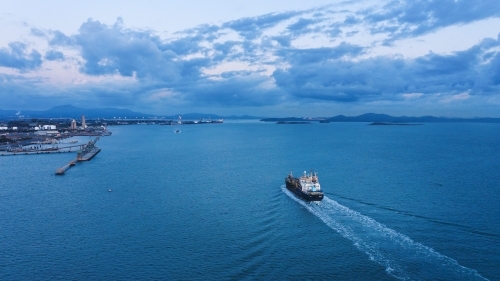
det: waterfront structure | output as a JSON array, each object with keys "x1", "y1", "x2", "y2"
[{"x1": 35, "y1": 130, "x2": 59, "y2": 136}]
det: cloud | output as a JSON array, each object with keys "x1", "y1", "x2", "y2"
[
  {"x1": 402, "y1": 93, "x2": 423, "y2": 99},
  {"x1": 223, "y1": 11, "x2": 303, "y2": 39},
  {"x1": 49, "y1": 30, "x2": 74, "y2": 46},
  {"x1": 2, "y1": 1, "x2": 500, "y2": 117},
  {"x1": 30, "y1": 28, "x2": 46, "y2": 37},
  {"x1": 288, "y1": 18, "x2": 315, "y2": 30},
  {"x1": 361, "y1": 0, "x2": 500, "y2": 40},
  {"x1": 271, "y1": 35, "x2": 292, "y2": 47},
  {"x1": 73, "y1": 18, "x2": 182, "y2": 80},
  {"x1": 273, "y1": 34, "x2": 500, "y2": 104},
  {"x1": 0, "y1": 42, "x2": 42, "y2": 71},
  {"x1": 0, "y1": 74, "x2": 59, "y2": 109},
  {"x1": 45, "y1": 49, "x2": 65, "y2": 61},
  {"x1": 179, "y1": 73, "x2": 284, "y2": 106},
  {"x1": 440, "y1": 91, "x2": 471, "y2": 103},
  {"x1": 343, "y1": 15, "x2": 360, "y2": 25},
  {"x1": 277, "y1": 42, "x2": 365, "y2": 65}
]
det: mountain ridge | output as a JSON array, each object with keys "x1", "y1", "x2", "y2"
[
  {"x1": 2, "y1": 105, "x2": 500, "y2": 122},
  {"x1": 0, "y1": 105, "x2": 261, "y2": 119},
  {"x1": 261, "y1": 114, "x2": 500, "y2": 123}
]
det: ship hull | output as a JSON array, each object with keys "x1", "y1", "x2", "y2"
[{"x1": 285, "y1": 181, "x2": 324, "y2": 202}]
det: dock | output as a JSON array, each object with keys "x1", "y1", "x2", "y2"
[
  {"x1": 77, "y1": 148, "x2": 101, "y2": 161},
  {"x1": 54, "y1": 137, "x2": 101, "y2": 175},
  {"x1": 1, "y1": 144, "x2": 81, "y2": 156}
]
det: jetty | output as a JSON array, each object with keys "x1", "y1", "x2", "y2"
[
  {"x1": 55, "y1": 137, "x2": 100, "y2": 175},
  {"x1": 55, "y1": 159, "x2": 77, "y2": 175}
]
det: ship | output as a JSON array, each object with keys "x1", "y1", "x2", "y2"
[{"x1": 285, "y1": 170, "x2": 324, "y2": 201}]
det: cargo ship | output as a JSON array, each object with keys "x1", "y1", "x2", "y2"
[{"x1": 285, "y1": 170, "x2": 324, "y2": 201}]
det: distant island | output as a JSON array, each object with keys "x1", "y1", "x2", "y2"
[
  {"x1": 261, "y1": 113, "x2": 500, "y2": 123},
  {"x1": 2, "y1": 105, "x2": 500, "y2": 123},
  {"x1": 277, "y1": 121, "x2": 311, "y2": 124},
  {"x1": 369, "y1": 122, "x2": 423, "y2": 126}
]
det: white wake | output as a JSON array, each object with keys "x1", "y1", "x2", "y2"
[{"x1": 282, "y1": 187, "x2": 487, "y2": 281}]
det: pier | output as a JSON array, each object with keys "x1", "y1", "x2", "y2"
[
  {"x1": 77, "y1": 148, "x2": 101, "y2": 161},
  {"x1": 55, "y1": 159, "x2": 77, "y2": 175},
  {"x1": 54, "y1": 137, "x2": 100, "y2": 175},
  {"x1": 0, "y1": 144, "x2": 81, "y2": 156}
]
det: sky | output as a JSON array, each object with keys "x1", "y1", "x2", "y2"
[{"x1": 1, "y1": 0, "x2": 500, "y2": 117}]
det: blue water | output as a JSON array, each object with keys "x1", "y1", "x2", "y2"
[{"x1": 1, "y1": 122, "x2": 499, "y2": 280}]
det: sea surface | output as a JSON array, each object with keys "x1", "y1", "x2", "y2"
[{"x1": 0, "y1": 121, "x2": 499, "y2": 280}]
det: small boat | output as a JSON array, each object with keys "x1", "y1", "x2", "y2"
[
  {"x1": 174, "y1": 130, "x2": 181, "y2": 133},
  {"x1": 285, "y1": 170, "x2": 324, "y2": 201}
]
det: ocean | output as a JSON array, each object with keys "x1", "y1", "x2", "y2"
[{"x1": 0, "y1": 121, "x2": 499, "y2": 280}]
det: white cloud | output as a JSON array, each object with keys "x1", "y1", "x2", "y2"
[{"x1": 440, "y1": 91, "x2": 471, "y2": 103}]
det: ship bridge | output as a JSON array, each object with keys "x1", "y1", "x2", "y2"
[{"x1": 299, "y1": 171, "x2": 321, "y2": 192}]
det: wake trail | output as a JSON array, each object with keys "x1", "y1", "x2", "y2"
[{"x1": 282, "y1": 187, "x2": 487, "y2": 281}]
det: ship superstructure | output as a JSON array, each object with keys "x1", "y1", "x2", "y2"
[{"x1": 285, "y1": 170, "x2": 324, "y2": 201}]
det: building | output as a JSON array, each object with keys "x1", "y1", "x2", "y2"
[
  {"x1": 35, "y1": 130, "x2": 59, "y2": 136},
  {"x1": 71, "y1": 119, "x2": 77, "y2": 130},
  {"x1": 42, "y1": 125, "x2": 57, "y2": 130},
  {"x1": 81, "y1": 115, "x2": 86, "y2": 128}
]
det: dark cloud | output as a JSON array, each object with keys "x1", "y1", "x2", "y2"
[
  {"x1": 45, "y1": 50, "x2": 65, "y2": 61},
  {"x1": 74, "y1": 19, "x2": 182, "y2": 81},
  {"x1": 0, "y1": 42, "x2": 42, "y2": 71},
  {"x1": 0, "y1": 74, "x2": 60, "y2": 109},
  {"x1": 273, "y1": 58, "x2": 399, "y2": 103},
  {"x1": 180, "y1": 57, "x2": 210, "y2": 79},
  {"x1": 273, "y1": 35, "x2": 500, "y2": 103},
  {"x1": 178, "y1": 74, "x2": 283, "y2": 107}
]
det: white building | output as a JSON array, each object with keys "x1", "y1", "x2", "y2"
[
  {"x1": 35, "y1": 130, "x2": 59, "y2": 136},
  {"x1": 42, "y1": 125, "x2": 57, "y2": 130}
]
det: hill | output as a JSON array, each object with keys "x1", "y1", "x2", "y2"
[{"x1": 261, "y1": 114, "x2": 500, "y2": 123}]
